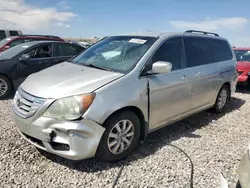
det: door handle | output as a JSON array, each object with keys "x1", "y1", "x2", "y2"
[
  {"x1": 181, "y1": 75, "x2": 187, "y2": 81},
  {"x1": 196, "y1": 72, "x2": 201, "y2": 78}
]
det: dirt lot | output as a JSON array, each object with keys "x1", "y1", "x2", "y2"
[{"x1": 1, "y1": 87, "x2": 250, "y2": 188}]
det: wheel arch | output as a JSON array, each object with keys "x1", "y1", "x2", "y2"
[{"x1": 102, "y1": 106, "x2": 148, "y2": 141}]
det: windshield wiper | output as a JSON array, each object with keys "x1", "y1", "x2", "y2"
[{"x1": 84, "y1": 64, "x2": 113, "y2": 72}]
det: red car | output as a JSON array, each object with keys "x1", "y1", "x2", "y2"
[
  {"x1": 0, "y1": 35, "x2": 64, "y2": 52},
  {"x1": 233, "y1": 47, "x2": 250, "y2": 84}
]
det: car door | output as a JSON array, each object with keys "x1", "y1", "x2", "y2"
[
  {"x1": 16, "y1": 43, "x2": 56, "y2": 80},
  {"x1": 53, "y1": 43, "x2": 84, "y2": 63},
  {"x1": 183, "y1": 37, "x2": 220, "y2": 111},
  {"x1": 146, "y1": 37, "x2": 194, "y2": 129}
]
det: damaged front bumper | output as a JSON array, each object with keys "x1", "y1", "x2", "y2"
[{"x1": 11, "y1": 108, "x2": 105, "y2": 160}]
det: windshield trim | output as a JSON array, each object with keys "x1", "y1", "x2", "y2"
[{"x1": 70, "y1": 36, "x2": 158, "y2": 74}]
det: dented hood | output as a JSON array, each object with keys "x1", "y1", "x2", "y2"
[{"x1": 20, "y1": 62, "x2": 124, "y2": 99}]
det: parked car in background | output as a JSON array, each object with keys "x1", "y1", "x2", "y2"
[
  {"x1": 0, "y1": 35, "x2": 64, "y2": 52},
  {"x1": 220, "y1": 146, "x2": 250, "y2": 188},
  {"x1": 78, "y1": 41, "x2": 91, "y2": 48},
  {"x1": 233, "y1": 47, "x2": 250, "y2": 85},
  {"x1": 0, "y1": 41, "x2": 85, "y2": 99},
  {"x1": 11, "y1": 30, "x2": 237, "y2": 162},
  {"x1": 68, "y1": 40, "x2": 78, "y2": 44},
  {"x1": 0, "y1": 29, "x2": 22, "y2": 41}
]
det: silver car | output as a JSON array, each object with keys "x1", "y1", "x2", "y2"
[{"x1": 11, "y1": 30, "x2": 238, "y2": 162}]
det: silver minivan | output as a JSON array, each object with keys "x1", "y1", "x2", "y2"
[{"x1": 11, "y1": 30, "x2": 238, "y2": 162}]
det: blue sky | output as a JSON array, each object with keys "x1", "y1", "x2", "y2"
[{"x1": 1, "y1": 0, "x2": 250, "y2": 46}]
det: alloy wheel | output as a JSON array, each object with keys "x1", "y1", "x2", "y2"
[
  {"x1": 0, "y1": 78, "x2": 8, "y2": 97},
  {"x1": 107, "y1": 119, "x2": 135, "y2": 155},
  {"x1": 218, "y1": 89, "x2": 228, "y2": 110}
]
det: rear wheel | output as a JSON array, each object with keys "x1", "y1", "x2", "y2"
[
  {"x1": 0, "y1": 75, "x2": 12, "y2": 99},
  {"x1": 96, "y1": 111, "x2": 140, "y2": 162},
  {"x1": 211, "y1": 85, "x2": 230, "y2": 114}
]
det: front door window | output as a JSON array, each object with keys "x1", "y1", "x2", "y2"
[{"x1": 26, "y1": 44, "x2": 52, "y2": 59}]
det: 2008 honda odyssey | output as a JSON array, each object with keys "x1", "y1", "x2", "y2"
[{"x1": 11, "y1": 30, "x2": 238, "y2": 162}]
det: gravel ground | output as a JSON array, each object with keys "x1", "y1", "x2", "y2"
[{"x1": 1, "y1": 87, "x2": 250, "y2": 188}]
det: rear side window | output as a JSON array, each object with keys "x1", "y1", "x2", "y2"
[
  {"x1": 9, "y1": 31, "x2": 19, "y2": 36},
  {"x1": 0, "y1": 30, "x2": 6, "y2": 40},
  {"x1": 184, "y1": 37, "x2": 213, "y2": 67},
  {"x1": 53, "y1": 43, "x2": 84, "y2": 57},
  {"x1": 72, "y1": 44, "x2": 85, "y2": 54},
  {"x1": 210, "y1": 39, "x2": 232, "y2": 62}
]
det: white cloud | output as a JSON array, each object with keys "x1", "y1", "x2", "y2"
[
  {"x1": 0, "y1": 0, "x2": 76, "y2": 32},
  {"x1": 57, "y1": 0, "x2": 71, "y2": 9},
  {"x1": 169, "y1": 17, "x2": 250, "y2": 46},
  {"x1": 169, "y1": 17, "x2": 248, "y2": 31},
  {"x1": 56, "y1": 22, "x2": 70, "y2": 28}
]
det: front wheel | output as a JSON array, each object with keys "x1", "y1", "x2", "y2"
[
  {"x1": 96, "y1": 111, "x2": 140, "y2": 162},
  {"x1": 212, "y1": 85, "x2": 230, "y2": 114},
  {"x1": 0, "y1": 75, "x2": 12, "y2": 99}
]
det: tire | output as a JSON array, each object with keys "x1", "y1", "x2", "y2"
[
  {"x1": 96, "y1": 111, "x2": 140, "y2": 162},
  {"x1": 236, "y1": 180, "x2": 241, "y2": 188},
  {"x1": 247, "y1": 76, "x2": 250, "y2": 86},
  {"x1": 0, "y1": 75, "x2": 12, "y2": 99},
  {"x1": 211, "y1": 85, "x2": 230, "y2": 114}
]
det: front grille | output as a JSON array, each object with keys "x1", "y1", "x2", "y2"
[
  {"x1": 51, "y1": 142, "x2": 70, "y2": 151},
  {"x1": 22, "y1": 132, "x2": 45, "y2": 148},
  {"x1": 13, "y1": 88, "x2": 46, "y2": 118}
]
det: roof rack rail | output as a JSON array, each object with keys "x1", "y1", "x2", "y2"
[
  {"x1": 23, "y1": 34, "x2": 61, "y2": 39},
  {"x1": 184, "y1": 30, "x2": 219, "y2": 37}
]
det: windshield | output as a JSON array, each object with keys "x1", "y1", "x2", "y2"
[
  {"x1": 234, "y1": 50, "x2": 250, "y2": 62},
  {"x1": 71, "y1": 36, "x2": 157, "y2": 73},
  {"x1": 0, "y1": 43, "x2": 30, "y2": 60}
]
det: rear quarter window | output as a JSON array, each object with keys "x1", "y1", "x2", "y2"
[
  {"x1": 74, "y1": 45, "x2": 85, "y2": 54},
  {"x1": 210, "y1": 39, "x2": 233, "y2": 62}
]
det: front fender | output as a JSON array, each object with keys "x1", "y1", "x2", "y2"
[{"x1": 84, "y1": 78, "x2": 148, "y2": 125}]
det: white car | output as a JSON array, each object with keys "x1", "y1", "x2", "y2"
[{"x1": 78, "y1": 41, "x2": 91, "y2": 48}]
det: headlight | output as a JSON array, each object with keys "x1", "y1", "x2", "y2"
[
  {"x1": 43, "y1": 93, "x2": 95, "y2": 120},
  {"x1": 238, "y1": 149, "x2": 250, "y2": 188}
]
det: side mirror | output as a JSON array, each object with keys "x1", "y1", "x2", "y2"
[
  {"x1": 151, "y1": 61, "x2": 172, "y2": 74},
  {"x1": 19, "y1": 54, "x2": 31, "y2": 61}
]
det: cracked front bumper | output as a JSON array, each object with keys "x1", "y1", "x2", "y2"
[{"x1": 11, "y1": 108, "x2": 105, "y2": 160}]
